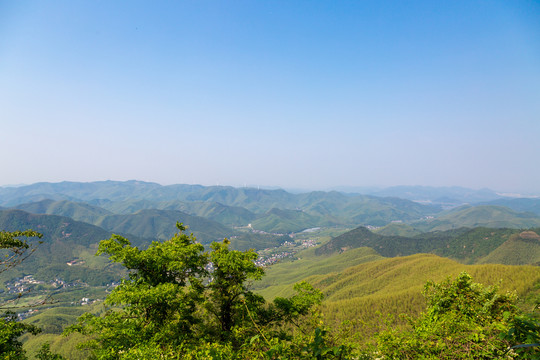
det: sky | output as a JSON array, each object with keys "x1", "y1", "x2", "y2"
[{"x1": 1, "y1": 1, "x2": 539, "y2": 194}]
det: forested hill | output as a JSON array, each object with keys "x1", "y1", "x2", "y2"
[
  {"x1": 0, "y1": 181, "x2": 440, "y2": 215},
  {"x1": 481, "y1": 197, "x2": 540, "y2": 216},
  {"x1": 10, "y1": 200, "x2": 238, "y2": 243},
  {"x1": 0, "y1": 209, "x2": 286, "y2": 286},
  {"x1": 411, "y1": 205, "x2": 540, "y2": 231},
  {"x1": 13, "y1": 199, "x2": 113, "y2": 224},
  {"x1": 0, "y1": 209, "x2": 139, "y2": 285},
  {"x1": 93, "y1": 209, "x2": 235, "y2": 242},
  {"x1": 0, "y1": 181, "x2": 443, "y2": 232},
  {"x1": 317, "y1": 225, "x2": 540, "y2": 265}
]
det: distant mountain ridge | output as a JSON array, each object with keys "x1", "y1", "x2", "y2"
[
  {"x1": 14, "y1": 199, "x2": 113, "y2": 223},
  {"x1": 1, "y1": 181, "x2": 443, "y2": 232},
  {"x1": 411, "y1": 205, "x2": 540, "y2": 231},
  {"x1": 10, "y1": 200, "x2": 237, "y2": 242},
  {"x1": 367, "y1": 185, "x2": 504, "y2": 205},
  {"x1": 3, "y1": 182, "x2": 540, "y2": 237},
  {"x1": 481, "y1": 198, "x2": 540, "y2": 216}
]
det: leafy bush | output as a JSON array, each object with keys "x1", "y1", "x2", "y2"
[{"x1": 376, "y1": 272, "x2": 540, "y2": 359}]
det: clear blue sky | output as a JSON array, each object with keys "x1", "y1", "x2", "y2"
[{"x1": 1, "y1": 1, "x2": 539, "y2": 193}]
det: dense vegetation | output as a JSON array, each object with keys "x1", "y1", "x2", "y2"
[
  {"x1": 1, "y1": 225, "x2": 540, "y2": 359},
  {"x1": 64, "y1": 223, "x2": 346, "y2": 359},
  {"x1": 2, "y1": 182, "x2": 540, "y2": 358}
]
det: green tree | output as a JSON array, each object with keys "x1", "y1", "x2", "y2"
[
  {"x1": 67, "y1": 223, "x2": 335, "y2": 359},
  {"x1": 203, "y1": 238, "x2": 264, "y2": 343},
  {"x1": 0, "y1": 230, "x2": 43, "y2": 276},
  {"x1": 0, "y1": 230, "x2": 49, "y2": 360},
  {"x1": 0, "y1": 312, "x2": 41, "y2": 359},
  {"x1": 376, "y1": 272, "x2": 538, "y2": 359},
  {"x1": 67, "y1": 223, "x2": 208, "y2": 357},
  {"x1": 36, "y1": 343, "x2": 66, "y2": 360}
]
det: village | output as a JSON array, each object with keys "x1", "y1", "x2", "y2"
[{"x1": 255, "y1": 238, "x2": 317, "y2": 267}]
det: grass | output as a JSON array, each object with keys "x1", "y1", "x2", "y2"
[{"x1": 255, "y1": 246, "x2": 383, "y2": 298}]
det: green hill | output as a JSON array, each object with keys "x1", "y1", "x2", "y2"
[
  {"x1": 483, "y1": 197, "x2": 540, "y2": 216},
  {"x1": 369, "y1": 185, "x2": 503, "y2": 203},
  {"x1": 257, "y1": 250, "x2": 540, "y2": 339},
  {"x1": 374, "y1": 223, "x2": 423, "y2": 237},
  {"x1": 478, "y1": 230, "x2": 540, "y2": 265},
  {"x1": 0, "y1": 181, "x2": 442, "y2": 230},
  {"x1": 315, "y1": 225, "x2": 534, "y2": 265},
  {"x1": 314, "y1": 226, "x2": 463, "y2": 258},
  {"x1": 95, "y1": 198, "x2": 258, "y2": 227},
  {"x1": 0, "y1": 209, "x2": 135, "y2": 286},
  {"x1": 314, "y1": 254, "x2": 540, "y2": 336},
  {"x1": 165, "y1": 201, "x2": 257, "y2": 227},
  {"x1": 255, "y1": 246, "x2": 384, "y2": 298},
  {"x1": 12, "y1": 199, "x2": 113, "y2": 224},
  {"x1": 250, "y1": 208, "x2": 339, "y2": 233},
  {"x1": 90, "y1": 198, "x2": 161, "y2": 214},
  {"x1": 413, "y1": 205, "x2": 540, "y2": 231},
  {"x1": 94, "y1": 208, "x2": 235, "y2": 244}
]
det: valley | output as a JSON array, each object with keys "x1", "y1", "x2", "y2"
[{"x1": 1, "y1": 181, "x2": 540, "y2": 358}]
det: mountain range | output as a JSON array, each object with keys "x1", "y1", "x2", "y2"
[{"x1": 2, "y1": 181, "x2": 540, "y2": 358}]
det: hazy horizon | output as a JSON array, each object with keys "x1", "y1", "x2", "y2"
[
  {"x1": 2, "y1": 1, "x2": 539, "y2": 193},
  {"x1": 1, "y1": 179, "x2": 539, "y2": 198}
]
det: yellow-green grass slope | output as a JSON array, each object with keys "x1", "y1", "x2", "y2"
[
  {"x1": 259, "y1": 250, "x2": 540, "y2": 340},
  {"x1": 479, "y1": 230, "x2": 540, "y2": 265},
  {"x1": 254, "y1": 246, "x2": 384, "y2": 299},
  {"x1": 328, "y1": 257, "x2": 540, "y2": 339}
]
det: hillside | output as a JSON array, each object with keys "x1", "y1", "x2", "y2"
[
  {"x1": 0, "y1": 181, "x2": 442, "y2": 231},
  {"x1": 368, "y1": 185, "x2": 503, "y2": 205},
  {"x1": 250, "y1": 208, "x2": 340, "y2": 233},
  {"x1": 93, "y1": 209, "x2": 234, "y2": 243},
  {"x1": 255, "y1": 246, "x2": 384, "y2": 298},
  {"x1": 6, "y1": 200, "x2": 288, "y2": 252},
  {"x1": 374, "y1": 223, "x2": 422, "y2": 237},
  {"x1": 315, "y1": 225, "x2": 536, "y2": 265},
  {"x1": 412, "y1": 205, "x2": 540, "y2": 231},
  {"x1": 315, "y1": 254, "x2": 540, "y2": 337},
  {"x1": 93, "y1": 199, "x2": 258, "y2": 227},
  {"x1": 478, "y1": 230, "x2": 540, "y2": 265},
  {"x1": 257, "y1": 250, "x2": 540, "y2": 339},
  {"x1": 12, "y1": 199, "x2": 113, "y2": 224},
  {"x1": 0, "y1": 209, "x2": 134, "y2": 285},
  {"x1": 482, "y1": 197, "x2": 540, "y2": 216},
  {"x1": 314, "y1": 226, "x2": 463, "y2": 258},
  {"x1": 9, "y1": 199, "x2": 235, "y2": 243}
]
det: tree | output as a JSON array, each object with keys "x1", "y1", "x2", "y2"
[
  {"x1": 0, "y1": 230, "x2": 43, "y2": 276},
  {"x1": 67, "y1": 223, "x2": 334, "y2": 359},
  {"x1": 67, "y1": 223, "x2": 208, "y2": 357},
  {"x1": 0, "y1": 230, "x2": 48, "y2": 359},
  {"x1": 376, "y1": 272, "x2": 540, "y2": 359},
  {"x1": 0, "y1": 312, "x2": 41, "y2": 359},
  {"x1": 203, "y1": 238, "x2": 264, "y2": 343}
]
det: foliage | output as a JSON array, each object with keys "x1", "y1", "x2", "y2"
[
  {"x1": 0, "y1": 230, "x2": 61, "y2": 360},
  {"x1": 0, "y1": 229, "x2": 43, "y2": 275},
  {"x1": 36, "y1": 342, "x2": 65, "y2": 360},
  {"x1": 203, "y1": 238, "x2": 264, "y2": 343},
  {"x1": 503, "y1": 310, "x2": 540, "y2": 359},
  {"x1": 376, "y1": 272, "x2": 540, "y2": 359},
  {"x1": 67, "y1": 223, "x2": 340, "y2": 359},
  {"x1": 0, "y1": 312, "x2": 41, "y2": 359}
]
